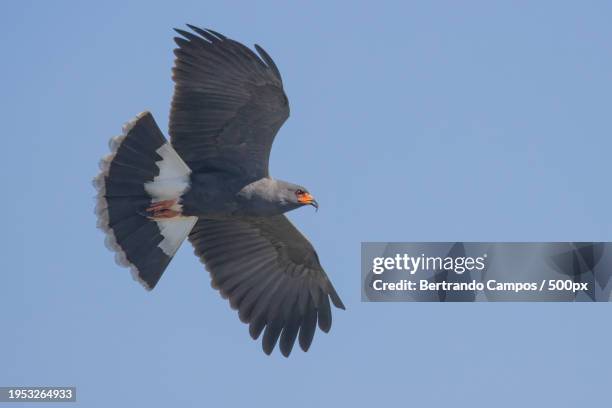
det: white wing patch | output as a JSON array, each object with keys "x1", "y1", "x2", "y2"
[
  {"x1": 144, "y1": 142, "x2": 197, "y2": 256},
  {"x1": 155, "y1": 143, "x2": 192, "y2": 179},
  {"x1": 144, "y1": 142, "x2": 192, "y2": 201},
  {"x1": 155, "y1": 216, "x2": 198, "y2": 256}
]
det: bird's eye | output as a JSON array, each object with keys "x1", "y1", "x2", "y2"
[{"x1": 295, "y1": 189, "x2": 304, "y2": 196}]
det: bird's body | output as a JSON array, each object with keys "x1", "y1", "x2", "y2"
[
  {"x1": 182, "y1": 176, "x2": 307, "y2": 218},
  {"x1": 94, "y1": 25, "x2": 344, "y2": 357}
]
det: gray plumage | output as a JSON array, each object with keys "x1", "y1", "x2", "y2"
[{"x1": 94, "y1": 25, "x2": 344, "y2": 357}]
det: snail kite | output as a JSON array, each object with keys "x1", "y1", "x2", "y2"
[{"x1": 93, "y1": 25, "x2": 345, "y2": 357}]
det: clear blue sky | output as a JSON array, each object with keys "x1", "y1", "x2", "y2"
[{"x1": 2, "y1": 1, "x2": 612, "y2": 407}]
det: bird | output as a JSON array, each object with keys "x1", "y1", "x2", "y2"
[{"x1": 93, "y1": 25, "x2": 345, "y2": 357}]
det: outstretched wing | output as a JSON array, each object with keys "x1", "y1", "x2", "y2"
[
  {"x1": 188, "y1": 215, "x2": 345, "y2": 357},
  {"x1": 170, "y1": 25, "x2": 289, "y2": 180}
]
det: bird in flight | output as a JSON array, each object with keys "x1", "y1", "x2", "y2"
[{"x1": 93, "y1": 25, "x2": 344, "y2": 357}]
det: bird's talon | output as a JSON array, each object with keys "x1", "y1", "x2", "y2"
[
  {"x1": 146, "y1": 199, "x2": 177, "y2": 212},
  {"x1": 145, "y1": 200, "x2": 180, "y2": 219}
]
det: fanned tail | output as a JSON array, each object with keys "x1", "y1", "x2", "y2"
[{"x1": 93, "y1": 111, "x2": 197, "y2": 290}]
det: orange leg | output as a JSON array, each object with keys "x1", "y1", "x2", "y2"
[{"x1": 146, "y1": 199, "x2": 180, "y2": 219}]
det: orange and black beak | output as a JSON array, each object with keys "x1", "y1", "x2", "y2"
[{"x1": 298, "y1": 193, "x2": 319, "y2": 210}]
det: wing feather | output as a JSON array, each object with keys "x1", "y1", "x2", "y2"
[
  {"x1": 188, "y1": 215, "x2": 344, "y2": 356},
  {"x1": 170, "y1": 26, "x2": 289, "y2": 179}
]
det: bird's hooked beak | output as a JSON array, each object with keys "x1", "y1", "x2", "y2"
[{"x1": 298, "y1": 193, "x2": 319, "y2": 211}]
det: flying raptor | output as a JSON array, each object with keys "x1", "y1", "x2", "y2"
[{"x1": 94, "y1": 25, "x2": 344, "y2": 357}]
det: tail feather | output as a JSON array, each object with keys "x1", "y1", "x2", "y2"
[{"x1": 94, "y1": 111, "x2": 197, "y2": 290}]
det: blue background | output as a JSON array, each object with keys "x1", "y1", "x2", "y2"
[{"x1": 2, "y1": 1, "x2": 611, "y2": 407}]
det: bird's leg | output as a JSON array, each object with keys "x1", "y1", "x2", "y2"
[{"x1": 145, "y1": 199, "x2": 181, "y2": 219}]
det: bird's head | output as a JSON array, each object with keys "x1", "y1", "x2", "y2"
[
  {"x1": 240, "y1": 179, "x2": 319, "y2": 215},
  {"x1": 293, "y1": 187, "x2": 318, "y2": 210},
  {"x1": 278, "y1": 182, "x2": 318, "y2": 211}
]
